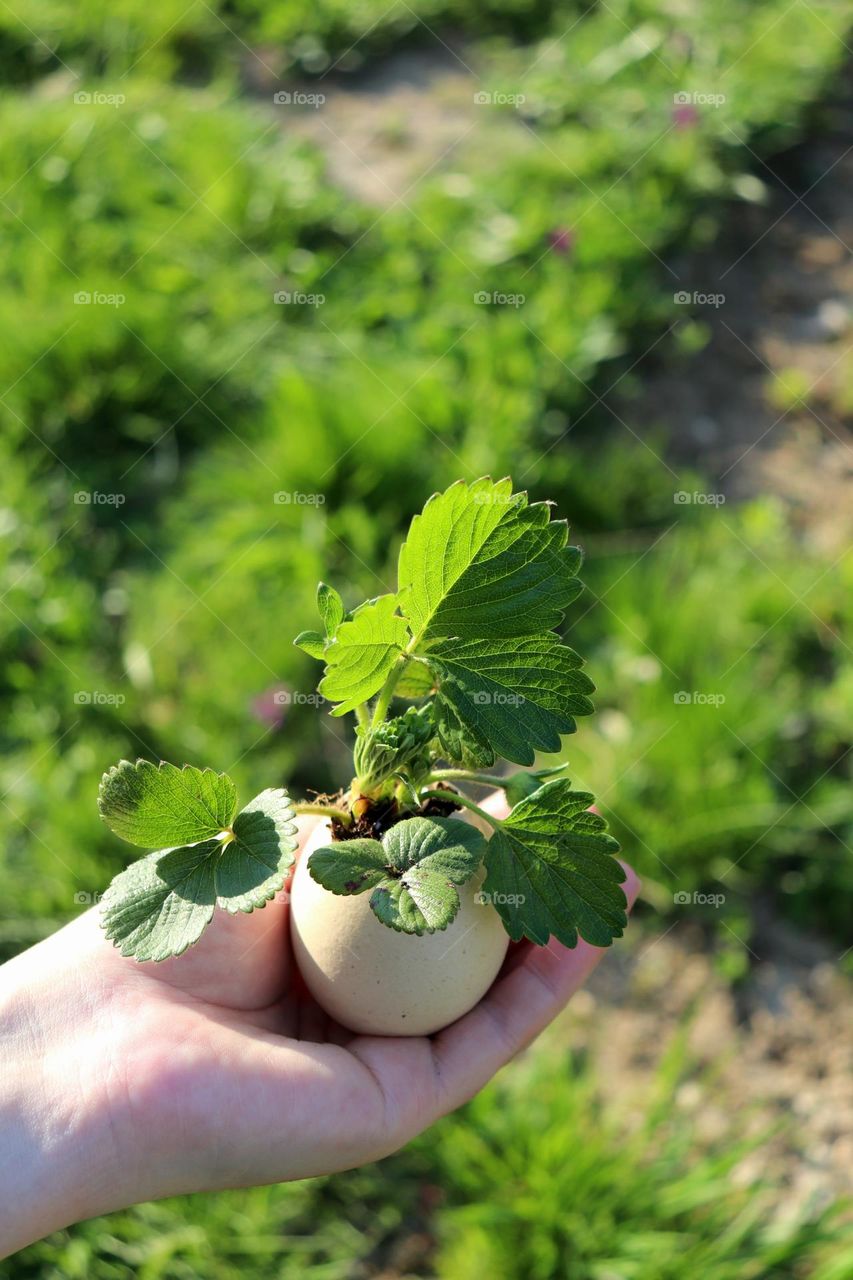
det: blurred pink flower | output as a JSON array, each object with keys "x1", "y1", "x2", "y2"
[
  {"x1": 672, "y1": 103, "x2": 699, "y2": 129},
  {"x1": 251, "y1": 684, "x2": 289, "y2": 729},
  {"x1": 547, "y1": 227, "x2": 575, "y2": 255}
]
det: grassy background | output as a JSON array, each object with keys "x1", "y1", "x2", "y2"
[{"x1": 1, "y1": 0, "x2": 852, "y2": 1273}]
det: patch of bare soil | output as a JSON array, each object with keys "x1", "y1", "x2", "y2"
[
  {"x1": 620, "y1": 88, "x2": 853, "y2": 554},
  {"x1": 559, "y1": 917, "x2": 853, "y2": 1219},
  {"x1": 256, "y1": 45, "x2": 491, "y2": 206},
  {"x1": 584, "y1": 84, "x2": 853, "y2": 1216}
]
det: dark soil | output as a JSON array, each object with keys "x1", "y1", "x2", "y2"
[{"x1": 329, "y1": 783, "x2": 461, "y2": 841}]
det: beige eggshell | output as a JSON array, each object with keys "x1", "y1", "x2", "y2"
[{"x1": 289, "y1": 821, "x2": 509, "y2": 1036}]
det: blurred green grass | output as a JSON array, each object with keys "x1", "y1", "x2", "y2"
[{"x1": 1, "y1": 0, "x2": 852, "y2": 1272}]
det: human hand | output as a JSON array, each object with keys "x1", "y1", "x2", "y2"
[{"x1": 0, "y1": 795, "x2": 638, "y2": 1257}]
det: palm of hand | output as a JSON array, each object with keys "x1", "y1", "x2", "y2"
[{"x1": 35, "y1": 813, "x2": 636, "y2": 1207}]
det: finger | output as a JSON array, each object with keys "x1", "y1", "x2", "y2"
[
  {"x1": 430, "y1": 862, "x2": 640, "y2": 1113},
  {"x1": 482, "y1": 788, "x2": 510, "y2": 820},
  {"x1": 462, "y1": 787, "x2": 509, "y2": 834}
]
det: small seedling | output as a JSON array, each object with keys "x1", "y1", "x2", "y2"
[{"x1": 98, "y1": 478, "x2": 627, "y2": 965}]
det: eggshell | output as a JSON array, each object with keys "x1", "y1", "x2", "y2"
[{"x1": 289, "y1": 821, "x2": 509, "y2": 1036}]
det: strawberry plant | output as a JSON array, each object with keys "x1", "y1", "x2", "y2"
[{"x1": 97, "y1": 479, "x2": 627, "y2": 1029}]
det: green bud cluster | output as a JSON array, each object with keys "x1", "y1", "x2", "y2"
[{"x1": 353, "y1": 704, "x2": 435, "y2": 794}]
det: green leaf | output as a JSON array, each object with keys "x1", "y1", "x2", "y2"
[
  {"x1": 428, "y1": 696, "x2": 494, "y2": 768},
  {"x1": 307, "y1": 838, "x2": 389, "y2": 895},
  {"x1": 101, "y1": 787, "x2": 299, "y2": 961},
  {"x1": 294, "y1": 629, "x2": 326, "y2": 660},
  {"x1": 483, "y1": 780, "x2": 626, "y2": 948},
  {"x1": 429, "y1": 635, "x2": 595, "y2": 765},
  {"x1": 370, "y1": 880, "x2": 430, "y2": 934},
  {"x1": 308, "y1": 816, "x2": 486, "y2": 934},
  {"x1": 98, "y1": 760, "x2": 237, "y2": 849},
  {"x1": 504, "y1": 765, "x2": 568, "y2": 806},
  {"x1": 398, "y1": 477, "x2": 583, "y2": 642},
  {"x1": 382, "y1": 815, "x2": 485, "y2": 882},
  {"x1": 319, "y1": 594, "x2": 409, "y2": 716},
  {"x1": 101, "y1": 842, "x2": 220, "y2": 961},
  {"x1": 222, "y1": 787, "x2": 299, "y2": 912},
  {"x1": 294, "y1": 582, "x2": 347, "y2": 659},
  {"x1": 317, "y1": 581, "x2": 345, "y2": 637},
  {"x1": 395, "y1": 658, "x2": 435, "y2": 699},
  {"x1": 376, "y1": 816, "x2": 487, "y2": 933}
]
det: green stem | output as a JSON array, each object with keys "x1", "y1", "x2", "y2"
[
  {"x1": 370, "y1": 648, "x2": 410, "y2": 727},
  {"x1": 427, "y1": 769, "x2": 508, "y2": 788},
  {"x1": 370, "y1": 627, "x2": 432, "y2": 729},
  {"x1": 292, "y1": 802, "x2": 351, "y2": 825},
  {"x1": 354, "y1": 703, "x2": 369, "y2": 730},
  {"x1": 419, "y1": 789, "x2": 503, "y2": 829}
]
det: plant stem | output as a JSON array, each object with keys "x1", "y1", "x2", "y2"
[
  {"x1": 419, "y1": 789, "x2": 503, "y2": 829},
  {"x1": 354, "y1": 703, "x2": 369, "y2": 730},
  {"x1": 370, "y1": 653, "x2": 407, "y2": 727},
  {"x1": 292, "y1": 802, "x2": 351, "y2": 825},
  {"x1": 427, "y1": 769, "x2": 508, "y2": 788}
]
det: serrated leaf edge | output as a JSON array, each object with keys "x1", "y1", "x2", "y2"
[{"x1": 97, "y1": 758, "x2": 238, "y2": 846}]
